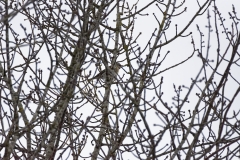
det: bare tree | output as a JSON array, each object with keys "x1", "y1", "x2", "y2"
[{"x1": 0, "y1": 0, "x2": 240, "y2": 159}]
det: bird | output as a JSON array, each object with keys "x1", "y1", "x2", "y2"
[{"x1": 89, "y1": 62, "x2": 122, "y2": 82}]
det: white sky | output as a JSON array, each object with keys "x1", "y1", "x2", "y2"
[{"x1": 1, "y1": 0, "x2": 240, "y2": 159}]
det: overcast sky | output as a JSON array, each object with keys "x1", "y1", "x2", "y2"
[{"x1": 2, "y1": 0, "x2": 240, "y2": 159}]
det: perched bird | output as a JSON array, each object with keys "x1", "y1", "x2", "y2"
[{"x1": 89, "y1": 62, "x2": 122, "y2": 82}]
